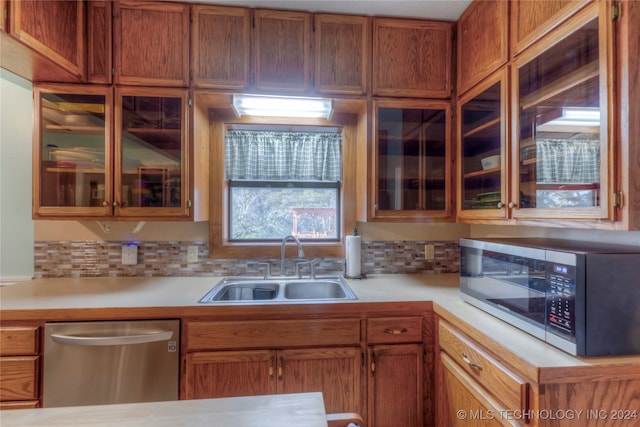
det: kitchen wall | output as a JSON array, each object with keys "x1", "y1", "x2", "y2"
[
  {"x1": 0, "y1": 70, "x2": 34, "y2": 282},
  {"x1": 2, "y1": 70, "x2": 638, "y2": 281}
]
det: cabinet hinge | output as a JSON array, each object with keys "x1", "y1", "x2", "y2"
[
  {"x1": 612, "y1": 2, "x2": 622, "y2": 21},
  {"x1": 613, "y1": 191, "x2": 624, "y2": 208},
  {"x1": 188, "y1": 97, "x2": 193, "y2": 108},
  {"x1": 187, "y1": 199, "x2": 192, "y2": 208}
]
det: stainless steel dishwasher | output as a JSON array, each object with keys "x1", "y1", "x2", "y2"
[{"x1": 43, "y1": 319, "x2": 180, "y2": 408}]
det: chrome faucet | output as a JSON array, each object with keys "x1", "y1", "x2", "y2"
[{"x1": 280, "y1": 235, "x2": 305, "y2": 276}]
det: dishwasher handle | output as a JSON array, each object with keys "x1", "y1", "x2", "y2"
[{"x1": 50, "y1": 330, "x2": 174, "y2": 346}]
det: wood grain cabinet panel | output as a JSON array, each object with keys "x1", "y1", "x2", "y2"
[
  {"x1": 114, "y1": 1, "x2": 189, "y2": 87},
  {"x1": 373, "y1": 18, "x2": 452, "y2": 98},
  {"x1": 86, "y1": 0, "x2": 112, "y2": 84},
  {"x1": 457, "y1": 0, "x2": 508, "y2": 95},
  {"x1": 510, "y1": 0, "x2": 591, "y2": 56},
  {"x1": 191, "y1": 5, "x2": 250, "y2": 89},
  {"x1": 8, "y1": 0, "x2": 84, "y2": 79},
  {"x1": 0, "y1": 356, "x2": 39, "y2": 401},
  {"x1": 253, "y1": 9, "x2": 312, "y2": 93},
  {"x1": 366, "y1": 316, "x2": 422, "y2": 344},
  {"x1": 0, "y1": 327, "x2": 39, "y2": 356},
  {"x1": 368, "y1": 344, "x2": 423, "y2": 427},
  {"x1": 314, "y1": 14, "x2": 369, "y2": 95}
]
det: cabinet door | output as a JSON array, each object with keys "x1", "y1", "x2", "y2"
[
  {"x1": 439, "y1": 352, "x2": 512, "y2": 427},
  {"x1": 115, "y1": 87, "x2": 190, "y2": 219},
  {"x1": 457, "y1": 0, "x2": 508, "y2": 95},
  {"x1": 86, "y1": 0, "x2": 112, "y2": 84},
  {"x1": 458, "y1": 68, "x2": 509, "y2": 220},
  {"x1": 9, "y1": 0, "x2": 84, "y2": 79},
  {"x1": 512, "y1": 2, "x2": 612, "y2": 221},
  {"x1": 511, "y1": 0, "x2": 591, "y2": 56},
  {"x1": 279, "y1": 347, "x2": 363, "y2": 416},
  {"x1": 184, "y1": 350, "x2": 277, "y2": 399},
  {"x1": 114, "y1": 1, "x2": 189, "y2": 87},
  {"x1": 192, "y1": 5, "x2": 250, "y2": 89},
  {"x1": 373, "y1": 18, "x2": 452, "y2": 98},
  {"x1": 368, "y1": 344, "x2": 423, "y2": 427},
  {"x1": 372, "y1": 99, "x2": 451, "y2": 221},
  {"x1": 314, "y1": 14, "x2": 369, "y2": 95},
  {"x1": 33, "y1": 84, "x2": 113, "y2": 219},
  {"x1": 0, "y1": 356, "x2": 39, "y2": 402},
  {"x1": 253, "y1": 9, "x2": 312, "y2": 92}
]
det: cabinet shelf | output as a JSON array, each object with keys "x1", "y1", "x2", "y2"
[
  {"x1": 463, "y1": 166, "x2": 501, "y2": 179},
  {"x1": 462, "y1": 117, "x2": 500, "y2": 138},
  {"x1": 44, "y1": 124, "x2": 105, "y2": 134},
  {"x1": 520, "y1": 60, "x2": 598, "y2": 111}
]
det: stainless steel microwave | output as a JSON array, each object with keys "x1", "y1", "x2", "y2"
[{"x1": 459, "y1": 238, "x2": 640, "y2": 356}]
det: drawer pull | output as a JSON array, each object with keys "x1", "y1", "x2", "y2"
[
  {"x1": 383, "y1": 328, "x2": 408, "y2": 335},
  {"x1": 461, "y1": 352, "x2": 483, "y2": 370}
]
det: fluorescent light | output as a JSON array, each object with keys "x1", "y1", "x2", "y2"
[
  {"x1": 537, "y1": 107, "x2": 601, "y2": 132},
  {"x1": 232, "y1": 95, "x2": 333, "y2": 119}
]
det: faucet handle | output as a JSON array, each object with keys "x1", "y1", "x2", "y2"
[
  {"x1": 259, "y1": 262, "x2": 273, "y2": 279},
  {"x1": 294, "y1": 260, "x2": 311, "y2": 278},
  {"x1": 309, "y1": 259, "x2": 321, "y2": 279}
]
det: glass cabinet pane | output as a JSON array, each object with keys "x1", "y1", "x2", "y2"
[
  {"x1": 39, "y1": 92, "x2": 107, "y2": 208},
  {"x1": 120, "y1": 95, "x2": 183, "y2": 208},
  {"x1": 517, "y1": 17, "x2": 603, "y2": 211},
  {"x1": 460, "y1": 81, "x2": 503, "y2": 211},
  {"x1": 376, "y1": 106, "x2": 447, "y2": 212}
]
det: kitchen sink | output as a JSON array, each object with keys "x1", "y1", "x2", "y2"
[{"x1": 199, "y1": 276, "x2": 357, "y2": 303}]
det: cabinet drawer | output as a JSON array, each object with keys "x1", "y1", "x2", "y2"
[
  {"x1": 367, "y1": 317, "x2": 422, "y2": 344},
  {"x1": 0, "y1": 356, "x2": 39, "y2": 401},
  {"x1": 0, "y1": 327, "x2": 39, "y2": 355},
  {"x1": 187, "y1": 319, "x2": 361, "y2": 350},
  {"x1": 438, "y1": 321, "x2": 528, "y2": 413}
]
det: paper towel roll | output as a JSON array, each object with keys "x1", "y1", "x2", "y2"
[{"x1": 345, "y1": 235, "x2": 362, "y2": 278}]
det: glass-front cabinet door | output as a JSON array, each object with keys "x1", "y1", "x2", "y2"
[
  {"x1": 512, "y1": 3, "x2": 612, "y2": 220},
  {"x1": 33, "y1": 85, "x2": 112, "y2": 218},
  {"x1": 372, "y1": 100, "x2": 451, "y2": 221},
  {"x1": 458, "y1": 68, "x2": 508, "y2": 220},
  {"x1": 115, "y1": 87, "x2": 189, "y2": 218}
]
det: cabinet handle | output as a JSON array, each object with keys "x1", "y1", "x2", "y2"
[
  {"x1": 497, "y1": 202, "x2": 505, "y2": 209},
  {"x1": 102, "y1": 200, "x2": 109, "y2": 207},
  {"x1": 269, "y1": 355, "x2": 275, "y2": 382},
  {"x1": 112, "y1": 201, "x2": 119, "y2": 207},
  {"x1": 384, "y1": 328, "x2": 408, "y2": 335},
  {"x1": 278, "y1": 355, "x2": 283, "y2": 381},
  {"x1": 370, "y1": 351, "x2": 376, "y2": 377},
  {"x1": 461, "y1": 352, "x2": 483, "y2": 371},
  {"x1": 508, "y1": 202, "x2": 517, "y2": 209}
]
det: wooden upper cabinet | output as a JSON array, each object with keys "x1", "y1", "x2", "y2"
[
  {"x1": 510, "y1": 0, "x2": 591, "y2": 56},
  {"x1": 8, "y1": 0, "x2": 84, "y2": 79},
  {"x1": 114, "y1": 1, "x2": 190, "y2": 87},
  {"x1": 191, "y1": 5, "x2": 250, "y2": 90},
  {"x1": 86, "y1": 0, "x2": 112, "y2": 84},
  {"x1": 457, "y1": 0, "x2": 508, "y2": 95},
  {"x1": 253, "y1": 9, "x2": 312, "y2": 93},
  {"x1": 314, "y1": 14, "x2": 370, "y2": 95},
  {"x1": 373, "y1": 18, "x2": 452, "y2": 98}
]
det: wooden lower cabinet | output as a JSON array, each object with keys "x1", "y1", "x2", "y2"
[
  {"x1": 368, "y1": 344, "x2": 424, "y2": 427},
  {"x1": 184, "y1": 347, "x2": 363, "y2": 416},
  {"x1": 0, "y1": 326, "x2": 41, "y2": 409}
]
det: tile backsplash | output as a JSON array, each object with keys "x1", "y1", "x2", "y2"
[{"x1": 33, "y1": 240, "x2": 460, "y2": 278}]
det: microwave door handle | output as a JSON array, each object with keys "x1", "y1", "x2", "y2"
[{"x1": 50, "y1": 330, "x2": 174, "y2": 346}]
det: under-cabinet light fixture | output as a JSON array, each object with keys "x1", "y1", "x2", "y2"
[{"x1": 232, "y1": 94, "x2": 333, "y2": 119}]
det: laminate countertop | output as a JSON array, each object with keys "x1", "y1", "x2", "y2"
[
  {"x1": 0, "y1": 392, "x2": 327, "y2": 427},
  {"x1": 1, "y1": 274, "x2": 639, "y2": 373}
]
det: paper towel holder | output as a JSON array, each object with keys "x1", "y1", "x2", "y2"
[{"x1": 344, "y1": 228, "x2": 367, "y2": 280}]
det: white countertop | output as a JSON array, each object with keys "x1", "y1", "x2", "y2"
[
  {"x1": 0, "y1": 393, "x2": 328, "y2": 427},
  {"x1": 1, "y1": 274, "x2": 639, "y2": 372}
]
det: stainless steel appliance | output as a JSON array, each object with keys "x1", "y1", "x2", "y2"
[
  {"x1": 460, "y1": 238, "x2": 640, "y2": 356},
  {"x1": 43, "y1": 319, "x2": 180, "y2": 408}
]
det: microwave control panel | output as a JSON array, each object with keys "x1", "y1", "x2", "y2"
[{"x1": 547, "y1": 263, "x2": 576, "y2": 340}]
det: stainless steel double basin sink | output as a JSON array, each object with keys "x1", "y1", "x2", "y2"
[{"x1": 199, "y1": 276, "x2": 357, "y2": 303}]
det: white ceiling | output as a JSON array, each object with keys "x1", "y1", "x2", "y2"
[{"x1": 182, "y1": 0, "x2": 472, "y2": 21}]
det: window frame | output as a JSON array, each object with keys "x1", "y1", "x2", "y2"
[{"x1": 199, "y1": 95, "x2": 365, "y2": 259}]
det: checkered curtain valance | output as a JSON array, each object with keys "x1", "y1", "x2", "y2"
[{"x1": 225, "y1": 130, "x2": 342, "y2": 182}]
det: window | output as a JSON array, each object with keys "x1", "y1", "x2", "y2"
[
  {"x1": 225, "y1": 127, "x2": 342, "y2": 241},
  {"x1": 199, "y1": 94, "x2": 365, "y2": 259}
]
